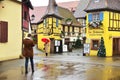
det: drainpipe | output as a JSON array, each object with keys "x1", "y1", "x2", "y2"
[{"x1": 20, "y1": 0, "x2": 24, "y2": 59}]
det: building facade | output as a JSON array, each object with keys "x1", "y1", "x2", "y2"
[
  {"x1": 0, "y1": 0, "x2": 22, "y2": 61},
  {"x1": 74, "y1": 0, "x2": 90, "y2": 43},
  {"x1": 37, "y1": 0, "x2": 80, "y2": 53},
  {"x1": 85, "y1": 0, "x2": 120, "y2": 56},
  {"x1": 22, "y1": 0, "x2": 33, "y2": 37},
  {"x1": 30, "y1": 1, "x2": 79, "y2": 40}
]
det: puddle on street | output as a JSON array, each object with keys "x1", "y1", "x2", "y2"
[
  {"x1": 1, "y1": 60, "x2": 120, "y2": 80},
  {"x1": 34, "y1": 60, "x2": 120, "y2": 80}
]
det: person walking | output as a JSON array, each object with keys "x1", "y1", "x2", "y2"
[
  {"x1": 44, "y1": 40, "x2": 49, "y2": 57},
  {"x1": 22, "y1": 34, "x2": 35, "y2": 74}
]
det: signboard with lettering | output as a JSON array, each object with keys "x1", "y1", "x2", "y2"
[
  {"x1": 63, "y1": 45, "x2": 68, "y2": 52},
  {"x1": 84, "y1": 43, "x2": 90, "y2": 54},
  {"x1": 88, "y1": 30, "x2": 104, "y2": 36}
]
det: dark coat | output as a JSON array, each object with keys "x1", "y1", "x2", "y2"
[{"x1": 23, "y1": 38, "x2": 35, "y2": 57}]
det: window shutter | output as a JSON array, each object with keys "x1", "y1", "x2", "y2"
[
  {"x1": 99, "y1": 12, "x2": 103, "y2": 21},
  {"x1": 88, "y1": 14, "x2": 92, "y2": 22},
  {"x1": 56, "y1": 19, "x2": 58, "y2": 27},
  {"x1": 0, "y1": 21, "x2": 8, "y2": 43}
]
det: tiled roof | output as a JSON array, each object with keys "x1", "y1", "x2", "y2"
[
  {"x1": 58, "y1": 1, "x2": 79, "y2": 11},
  {"x1": 58, "y1": 6, "x2": 80, "y2": 26},
  {"x1": 37, "y1": 0, "x2": 80, "y2": 26},
  {"x1": 74, "y1": 0, "x2": 90, "y2": 18},
  {"x1": 85, "y1": 0, "x2": 120, "y2": 12},
  {"x1": 42, "y1": 0, "x2": 63, "y2": 19},
  {"x1": 30, "y1": 1, "x2": 79, "y2": 23},
  {"x1": 30, "y1": 6, "x2": 47, "y2": 24}
]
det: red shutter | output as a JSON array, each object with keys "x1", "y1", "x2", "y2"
[{"x1": 0, "y1": 21, "x2": 8, "y2": 43}]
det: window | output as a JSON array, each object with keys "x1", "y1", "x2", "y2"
[
  {"x1": 92, "y1": 13, "x2": 99, "y2": 21},
  {"x1": 24, "y1": 11, "x2": 27, "y2": 20},
  {"x1": 88, "y1": 12, "x2": 103, "y2": 22},
  {"x1": 91, "y1": 40, "x2": 99, "y2": 50},
  {"x1": 88, "y1": 12, "x2": 103, "y2": 28},
  {"x1": 78, "y1": 19, "x2": 86, "y2": 27},
  {"x1": 43, "y1": 19, "x2": 46, "y2": 27},
  {"x1": 0, "y1": 21, "x2": 8, "y2": 43},
  {"x1": 108, "y1": 12, "x2": 120, "y2": 31},
  {"x1": 72, "y1": 26, "x2": 74, "y2": 35}
]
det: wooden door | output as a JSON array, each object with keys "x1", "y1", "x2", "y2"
[
  {"x1": 113, "y1": 38, "x2": 120, "y2": 56},
  {"x1": 50, "y1": 38, "x2": 54, "y2": 53}
]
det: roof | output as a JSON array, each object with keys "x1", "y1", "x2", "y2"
[
  {"x1": 30, "y1": 1, "x2": 79, "y2": 23},
  {"x1": 30, "y1": 6, "x2": 47, "y2": 23},
  {"x1": 85, "y1": 0, "x2": 120, "y2": 12},
  {"x1": 42, "y1": 0, "x2": 63, "y2": 19},
  {"x1": 74, "y1": 0, "x2": 90, "y2": 18},
  {"x1": 58, "y1": 1, "x2": 79, "y2": 11},
  {"x1": 58, "y1": 6, "x2": 80, "y2": 26},
  {"x1": 37, "y1": 0, "x2": 80, "y2": 26},
  {"x1": 23, "y1": 0, "x2": 33, "y2": 10}
]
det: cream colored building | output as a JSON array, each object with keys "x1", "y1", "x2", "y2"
[{"x1": 0, "y1": 0, "x2": 22, "y2": 61}]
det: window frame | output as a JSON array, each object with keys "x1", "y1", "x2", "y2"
[
  {"x1": 108, "y1": 12, "x2": 120, "y2": 31},
  {"x1": 0, "y1": 21, "x2": 8, "y2": 43},
  {"x1": 91, "y1": 39, "x2": 100, "y2": 50},
  {"x1": 24, "y1": 11, "x2": 27, "y2": 20},
  {"x1": 92, "y1": 13, "x2": 100, "y2": 21}
]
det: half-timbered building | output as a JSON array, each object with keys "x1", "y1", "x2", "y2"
[
  {"x1": 85, "y1": 0, "x2": 120, "y2": 56},
  {"x1": 37, "y1": 0, "x2": 80, "y2": 53}
]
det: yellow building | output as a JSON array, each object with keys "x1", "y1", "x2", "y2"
[
  {"x1": 85, "y1": 0, "x2": 120, "y2": 57},
  {"x1": 74, "y1": 0, "x2": 90, "y2": 43},
  {"x1": 0, "y1": 0, "x2": 22, "y2": 61},
  {"x1": 37, "y1": 0, "x2": 80, "y2": 53}
]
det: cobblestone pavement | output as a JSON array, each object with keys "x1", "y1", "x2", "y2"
[{"x1": 1, "y1": 49, "x2": 120, "y2": 80}]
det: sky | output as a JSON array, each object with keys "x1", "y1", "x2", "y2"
[{"x1": 30, "y1": 0, "x2": 79, "y2": 6}]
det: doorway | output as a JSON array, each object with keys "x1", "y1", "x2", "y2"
[{"x1": 113, "y1": 38, "x2": 120, "y2": 56}]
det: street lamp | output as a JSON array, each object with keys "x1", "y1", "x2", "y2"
[{"x1": 31, "y1": 14, "x2": 35, "y2": 21}]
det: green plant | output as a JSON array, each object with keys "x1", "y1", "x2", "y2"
[
  {"x1": 74, "y1": 36, "x2": 82, "y2": 48},
  {"x1": 97, "y1": 37, "x2": 106, "y2": 57}
]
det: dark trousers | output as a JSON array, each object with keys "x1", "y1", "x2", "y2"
[
  {"x1": 45, "y1": 53, "x2": 48, "y2": 56},
  {"x1": 25, "y1": 57, "x2": 34, "y2": 73}
]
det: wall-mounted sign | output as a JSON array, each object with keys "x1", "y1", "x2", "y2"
[
  {"x1": 84, "y1": 43, "x2": 90, "y2": 54},
  {"x1": 88, "y1": 30, "x2": 104, "y2": 36}
]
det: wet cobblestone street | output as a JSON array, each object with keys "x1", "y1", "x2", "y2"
[{"x1": 1, "y1": 49, "x2": 120, "y2": 80}]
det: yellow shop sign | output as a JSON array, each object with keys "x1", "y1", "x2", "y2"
[{"x1": 88, "y1": 30, "x2": 104, "y2": 36}]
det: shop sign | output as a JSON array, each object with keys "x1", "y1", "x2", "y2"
[
  {"x1": 84, "y1": 43, "x2": 90, "y2": 54},
  {"x1": 63, "y1": 45, "x2": 68, "y2": 52},
  {"x1": 88, "y1": 30, "x2": 104, "y2": 36}
]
